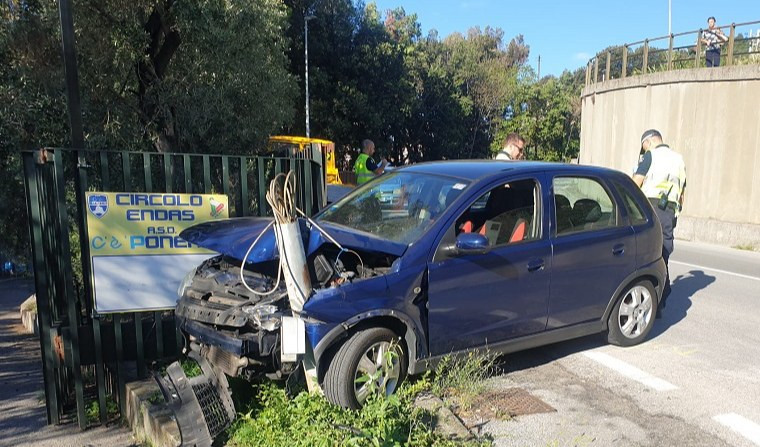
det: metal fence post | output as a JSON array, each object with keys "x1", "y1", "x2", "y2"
[
  {"x1": 667, "y1": 34, "x2": 674, "y2": 70},
  {"x1": 727, "y1": 24, "x2": 736, "y2": 65},
  {"x1": 622, "y1": 45, "x2": 628, "y2": 78},
  {"x1": 22, "y1": 153, "x2": 61, "y2": 424},
  {"x1": 53, "y1": 149, "x2": 87, "y2": 428},
  {"x1": 695, "y1": 30, "x2": 702, "y2": 68},
  {"x1": 593, "y1": 57, "x2": 599, "y2": 84},
  {"x1": 585, "y1": 62, "x2": 591, "y2": 86},
  {"x1": 643, "y1": 39, "x2": 649, "y2": 73},
  {"x1": 605, "y1": 52, "x2": 611, "y2": 80}
]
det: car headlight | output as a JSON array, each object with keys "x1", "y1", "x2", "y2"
[{"x1": 177, "y1": 267, "x2": 197, "y2": 298}]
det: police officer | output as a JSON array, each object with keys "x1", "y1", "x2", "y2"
[
  {"x1": 354, "y1": 139, "x2": 387, "y2": 185},
  {"x1": 632, "y1": 129, "x2": 687, "y2": 317}
]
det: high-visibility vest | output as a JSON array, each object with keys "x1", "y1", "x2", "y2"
[
  {"x1": 641, "y1": 144, "x2": 686, "y2": 213},
  {"x1": 354, "y1": 153, "x2": 374, "y2": 185}
]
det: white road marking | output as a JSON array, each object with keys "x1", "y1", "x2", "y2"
[
  {"x1": 713, "y1": 413, "x2": 760, "y2": 446},
  {"x1": 670, "y1": 260, "x2": 760, "y2": 282},
  {"x1": 582, "y1": 351, "x2": 678, "y2": 391}
]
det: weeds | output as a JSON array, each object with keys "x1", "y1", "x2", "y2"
[
  {"x1": 431, "y1": 351, "x2": 499, "y2": 410},
  {"x1": 227, "y1": 380, "x2": 490, "y2": 447},
  {"x1": 147, "y1": 391, "x2": 164, "y2": 405},
  {"x1": 180, "y1": 358, "x2": 202, "y2": 378},
  {"x1": 85, "y1": 396, "x2": 119, "y2": 425},
  {"x1": 226, "y1": 350, "x2": 498, "y2": 447},
  {"x1": 733, "y1": 244, "x2": 756, "y2": 251}
]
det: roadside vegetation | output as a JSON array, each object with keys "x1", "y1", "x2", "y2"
[{"x1": 226, "y1": 352, "x2": 499, "y2": 447}]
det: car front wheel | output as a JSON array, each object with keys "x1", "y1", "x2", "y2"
[
  {"x1": 323, "y1": 327, "x2": 407, "y2": 409},
  {"x1": 606, "y1": 280, "x2": 658, "y2": 347}
]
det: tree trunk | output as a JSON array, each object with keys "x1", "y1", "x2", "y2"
[{"x1": 136, "y1": 0, "x2": 180, "y2": 152}]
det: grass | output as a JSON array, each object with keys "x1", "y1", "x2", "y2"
[
  {"x1": 732, "y1": 244, "x2": 756, "y2": 251},
  {"x1": 226, "y1": 351, "x2": 498, "y2": 447},
  {"x1": 85, "y1": 395, "x2": 119, "y2": 425},
  {"x1": 431, "y1": 351, "x2": 499, "y2": 411},
  {"x1": 180, "y1": 358, "x2": 202, "y2": 378}
]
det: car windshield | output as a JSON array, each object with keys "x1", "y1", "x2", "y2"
[{"x1": 319, "y1": 171, "x2": 469, "y2": 244}]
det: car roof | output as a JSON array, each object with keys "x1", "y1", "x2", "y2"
[{"x1": 396, "y1": 160, "x2": 623, "y2": 182}]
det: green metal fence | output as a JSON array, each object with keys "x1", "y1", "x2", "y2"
[{"x1": 22, "y1": 147, "x2": 324, "y2": 429}]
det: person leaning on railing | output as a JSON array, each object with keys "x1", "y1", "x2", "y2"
[{"x1": 701, "y1": 16, "x2": 729, "y2": 67}]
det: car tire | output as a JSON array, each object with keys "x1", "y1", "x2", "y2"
[
  {"x1": 323, "y1": 327, "x2": 407, "y2": 409},
  {"x1": 606, "y1": 279, "x2": 658, "y2": 347}
]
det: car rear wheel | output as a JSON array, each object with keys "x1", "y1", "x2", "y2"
[
  {"x1": 606, "y1": 280, "x2": 658, "y2": 347},
  {"x1": 323, "y1": 327, "x2": 406, "y2": 409}
]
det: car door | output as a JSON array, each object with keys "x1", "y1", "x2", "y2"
[
  {"x1": 548, "y1": 174, "x2": 636, "y2": 329},
  {"x1": 426, "y1": 176, "x2": 551, "y2": 355}
]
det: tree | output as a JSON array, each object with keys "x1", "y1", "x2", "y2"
[
  {"x1": 494, "y1": 66, "x2": 584, "y2": 162},
  {"x1": 0, "y1": 0, "x2": 298, "y2": 263}
]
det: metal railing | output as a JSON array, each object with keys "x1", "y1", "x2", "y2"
[
  {"x1": 23, "y1": 148, "x2": 324, "y2": 428},
  {"x1": 585, "y1": 20, "x2": 760, "y2": 86}
]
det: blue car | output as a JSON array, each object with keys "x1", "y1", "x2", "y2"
[{"x1": 176, "y1": 161, "x2": 665, "y2": 409}]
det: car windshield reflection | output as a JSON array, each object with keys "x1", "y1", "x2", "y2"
[{"x1": 318, "y1": 172, "x2": 468, "y2": 244}]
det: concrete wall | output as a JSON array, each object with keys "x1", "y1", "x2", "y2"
[{"x1": 579, "y1": 65, "x2": 760, "y2": 247}]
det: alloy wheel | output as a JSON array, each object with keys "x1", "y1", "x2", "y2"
[
  {"x1": 618, "y1": 285, "x2": 653, "y2": 339},
  {"x1": 353, "y1": 340, "x2": 401, "y2": 404}
]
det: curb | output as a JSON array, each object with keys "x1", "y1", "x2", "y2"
[
  {"x1": 414, "y1": 393, "x2": 473, "y2": 439},
  {"x1": 125, "y1": 379, "x2": 181, "y2": 447},
  {"x1": 19, "y1": 294, "x2": 38, "y2": 336}
]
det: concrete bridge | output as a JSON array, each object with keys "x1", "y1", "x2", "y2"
[{"x1": 579, "y1": 25, "x2": 760, "y2": 248}]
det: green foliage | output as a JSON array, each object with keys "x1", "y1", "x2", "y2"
[
  {"x1": 84, "y1": 395, "x2": 119, "y2": 425},
  {"x1": 181, "y1": 358, "x2": 202, "y2": 378},
  {"x1": 227, "y1": 381, "x2": 490, "y2": 447},
  {"x1": 1, "y1": 0, "x2": 296, "y2": 155},
  {"x1": 1, "y1": 0, "x2": 587, "y2": 260},
  {"x1": 227, "y1": 349, "x2": 500, "y2": 446},
  {"x1": 495, "y1": 67, "x2": 584, "y2": 162}
]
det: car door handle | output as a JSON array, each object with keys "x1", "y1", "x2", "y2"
[
  {"x1": 612, "y1": 244, "x2": 625, "y2": 256},
  {"x1": 527, "y1": 259, "x2": 545, "y2": 272}
]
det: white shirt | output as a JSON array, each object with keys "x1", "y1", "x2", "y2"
[{"x1": 494, "y1": 150, "x2": 513, "y2": 160}]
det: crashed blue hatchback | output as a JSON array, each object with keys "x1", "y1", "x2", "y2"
[{"x1": 175, "y1": 161, "x2": 666, "y2": 410}]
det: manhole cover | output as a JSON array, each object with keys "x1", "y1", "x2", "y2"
[
  {"x1": 458, "y1": 387, "x2": 556, "y2": 423},
  {"x1": 496, "y1": 387, "x2": 555, "y2": 416}
]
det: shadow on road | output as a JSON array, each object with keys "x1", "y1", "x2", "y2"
[
  {"x1": 649, "y1": 269, "x2": 715, "y2": 339},
  {"x1": 491, "y1": 269, "x2": 717, "y2": 376},
  {"x1": 494, "y1": 335, "x2": 607, "y2": 376}
]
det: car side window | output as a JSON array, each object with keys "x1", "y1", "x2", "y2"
[
  {"x1": 612, "y1": 181, "x2": 648, "y2": 225},
  {"x1": 553, "y1": 177, "x2": 617, "y2": 236},
  {"x1": 454, "y1": 179, "x2": 540, "y2": 246}
]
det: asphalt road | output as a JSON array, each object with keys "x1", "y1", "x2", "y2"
[
  {"x1": 483, "y1": 240, "x2": 760, "y2": 446},
  {"x1": 0, "y1": 278, "x2": 136, "y2": 447}
]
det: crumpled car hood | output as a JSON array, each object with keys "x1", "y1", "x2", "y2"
[
  {"x1": 180, "y1": 217, "x2": 408, "y2": 262},
  {"x1": 180, "y1": 217, "x2": 278, "y2": 263}
]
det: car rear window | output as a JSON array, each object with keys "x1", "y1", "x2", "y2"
[
  {"x1": 553, "y1": 177, "x2": 618, "y2": 236},
  {"x1": 613, "y1": 181, "x2": 648, "y2": 225}
]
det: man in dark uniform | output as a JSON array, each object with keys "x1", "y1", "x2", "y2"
[{"x1": 632, "y1": 129, "x2": 687, "y2": 317}]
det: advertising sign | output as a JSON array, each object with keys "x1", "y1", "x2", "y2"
[{"x1": 86, "y1": 192, "x2": 229, "y2": 313}]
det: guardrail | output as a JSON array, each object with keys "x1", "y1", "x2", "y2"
[{"x1": 585, "y1": 20, "x2": 760, "y2": 86}]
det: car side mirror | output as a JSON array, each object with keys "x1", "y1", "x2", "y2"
[{"x1": 445, "y1": 233, "x2": 490, "y2": 256}]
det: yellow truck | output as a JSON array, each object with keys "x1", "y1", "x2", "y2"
[{"x1": 267, "y1": 136, "x2": 344, "y2": 186}]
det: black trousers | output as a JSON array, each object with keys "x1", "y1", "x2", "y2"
[
  {"x1": 706, "y1": 49, "x2": 721, "y2": 67},
  {"x1": 649, "y1": 198, "x2": 676, "y2": 308}
]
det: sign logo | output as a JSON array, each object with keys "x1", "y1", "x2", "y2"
[
  {"x1": 88, "y1": 194, "x2": 108, "y2": 218},
  {"x1": 209, "y1": 197, "x2": 225, "y2": 218}
]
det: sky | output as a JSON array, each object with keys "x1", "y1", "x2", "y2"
[{"x1": 371, "y1": 0, "x2": 759, "y2": 76}]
